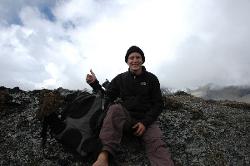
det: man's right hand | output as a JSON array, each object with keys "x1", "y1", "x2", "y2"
[
  {"x1": 132, "y1": 122, "x2": 146, "y2": 136},
  {"x1": 86, "y1": 69, "x2": 96, "y2": 84}
]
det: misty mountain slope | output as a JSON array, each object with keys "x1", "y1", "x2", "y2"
[
  {"x1": 0, "y1": 87, "x2": 249, "y2": 166},
  {"x1": 189, "y1": 85, "x2": 250, "y2": 104}
]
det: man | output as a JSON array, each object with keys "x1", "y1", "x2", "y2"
[{"x1": 86, "y1": 46, "x2": 174, "y2": 166}]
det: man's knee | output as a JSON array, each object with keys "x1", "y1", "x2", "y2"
[
  {"x1": 108, "y1": 104, "x2": 122, "y2": 111},
  {"x1": 107, "y1": 104, "x2": 125, "y2": 116}
]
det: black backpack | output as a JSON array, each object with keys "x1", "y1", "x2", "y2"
[{"x1": 38, "y1": 90, "x2": 105, "y2": 161}]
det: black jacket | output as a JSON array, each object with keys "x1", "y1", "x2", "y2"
[{"x1": 90, "y1": 66, "x2": 164, "y2": 127}]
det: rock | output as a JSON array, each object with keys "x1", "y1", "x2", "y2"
[{"x1": 0, "y1": 86, "x2": 249, "y2": 166}]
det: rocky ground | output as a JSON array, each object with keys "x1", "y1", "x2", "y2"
[{"x1": 0, "y1": 87, "x2": 249, "y2": 166}]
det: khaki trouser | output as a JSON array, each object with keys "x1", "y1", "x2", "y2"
[{"x1": 99, "y1": 104, "x2": 174, "y2": 166}]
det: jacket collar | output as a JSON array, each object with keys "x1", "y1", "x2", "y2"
[{"x1": 128, "y1": 66, "x2": 146, "y2": 76}]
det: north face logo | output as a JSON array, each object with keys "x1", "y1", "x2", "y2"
[{"x1": 140, "y1": 82, "x2": 147, "y2": 86}]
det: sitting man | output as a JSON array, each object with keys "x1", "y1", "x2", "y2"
[{"x1": 86, "y1": 46, "x2": 174, "y2": 166}]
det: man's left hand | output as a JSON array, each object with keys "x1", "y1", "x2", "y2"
[
  {"x1": 132, "y1": 122, "x2": 146, "y2": 136},
  {"x1": 86, "y1": 69, "x2": 96, "y2": 84}
]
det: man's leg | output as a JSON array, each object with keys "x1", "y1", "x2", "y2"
[
  {"x1": 92, "y1": 151, "x2": 109, "y2": 166},
  {"x1": 142, "y1": 123, "x2": 174, "y2": 166},
  {"x1": 93, "y1": 104, "x2": 127, "y2": 166}
]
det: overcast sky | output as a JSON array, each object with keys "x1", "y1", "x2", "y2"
[{"x1": 0, "y1": 0, "x2": 250, "y2": 90}]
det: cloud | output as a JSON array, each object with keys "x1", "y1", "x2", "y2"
[
  {"x1": 0, "y1": 4, "x2": 81, "y2": 89},
  {"x1": 0, "y1": 0, "x2": 56, "y2": 25},
  {"x1": 158, "y1": 0, "x2": 250, "y2": 89},
  {"x1": 0, "y1": 0, "x2": 250, "y2": 90}
]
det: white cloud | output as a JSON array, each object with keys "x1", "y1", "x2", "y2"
[
  {"x1": 53, "y1": 0, "x2": 98, "y2": 23},
  {"x1": 0, "y1": 0, "x2": 250, "y2": 90}
]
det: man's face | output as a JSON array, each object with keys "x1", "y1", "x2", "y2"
[{"x1": 127, "y1": 52, "x2": 143, "y2": 72}]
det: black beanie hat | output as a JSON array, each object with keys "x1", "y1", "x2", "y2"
[{"x1": 125, "y1": 46, "x2": 145, "y2": 63}]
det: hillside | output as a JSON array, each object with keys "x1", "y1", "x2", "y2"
[
  {"x1": 0, "y1": 87, "x2": 249, "y2": 166},
  {"x1": 189, "y1": 84, "x2": 250, "y2": 104}
]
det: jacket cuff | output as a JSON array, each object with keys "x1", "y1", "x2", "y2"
[
  {"x1": 89, "y1": 80, "x2": 102, "y2": 91},
  {"x1": 141, "y1": 119, "x2": 152, "y2": 128}
]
